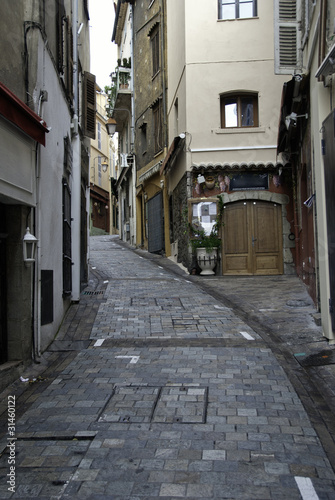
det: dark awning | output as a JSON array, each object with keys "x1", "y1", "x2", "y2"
[
  {"x1": 0, "y1": 82, "x2": 49, "y2": 146},
  {"x1": 277, "y1": 74, "x2": 309, "y2": 155},
  {"x1": 160, "y1": 135, "x2": 185, "y2": 175}
]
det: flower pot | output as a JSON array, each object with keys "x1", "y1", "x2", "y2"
[{"x1": 196, "y1": 247, "x2": 217, "y2": 275}]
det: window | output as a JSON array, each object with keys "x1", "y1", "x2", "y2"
[
  {"x1": 218, "y1": 0, "x2": 257, "y2": 20},
  {"x1": 150, "y1": 27, "x2": 160, "y2": 77},
  {"x1": 220, "y1": 93, "x2": 258, "y2": 128},
  {"x1": 274, "y1": 0, "x2": 301, "y2": 74},
  {"x1": 140, "y1": 123, "x2": 147, "y2": 154},
  {"x1": 153, "y1": 100, "x2": 162, "y2": 154}
]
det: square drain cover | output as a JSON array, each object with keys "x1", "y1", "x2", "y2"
[
  {"x1": 99, "y1": 386, "x2": 160, "y2": 423},
  {"x1": 152, "y1": 386, "x2": 208, "y2": 424},
  {"x1": 98, "y1": 386, "x2": 208, "y2": 424}
]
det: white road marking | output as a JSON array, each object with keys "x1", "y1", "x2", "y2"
[
  {"x1": 240, "y1": 331, "x2": 255, "y2": 341},
  {"x1": 94, "y1": 339, "x2": 105, "y2": 346},
  {"x1": 295, "y1": 477, "x2": 319, "y2": 500},
  {"x1": 115, "y1": 355, "x2": 140, "y2": 364}
]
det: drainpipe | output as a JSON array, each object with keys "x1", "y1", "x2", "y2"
[
  {"x1": 71, "y1": 0, "x2": 81, "y2": 301},
  {"x1": 130, "y1": 3, "x2": 136, "y2": 245}
]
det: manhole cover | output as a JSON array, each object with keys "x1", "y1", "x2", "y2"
[{"x1": 99, "y1": 386, "x2": 160, "y2": 423}]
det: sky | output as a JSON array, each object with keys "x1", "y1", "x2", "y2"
[{"x1": 89, "y1": 0, "x2": 118, "y2": 90}]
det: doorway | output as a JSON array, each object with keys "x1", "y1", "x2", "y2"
[
  {"x1": 0, "y1": 204, "x2": 7, "y2": 363},
  {"x1": 147, "y1": 192, "x2": 164, "y2": 254},
  {"x1": 222, "y1": 200, "x2": 283, "y2": 275}
]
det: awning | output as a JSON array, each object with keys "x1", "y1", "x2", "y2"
[
  {"x1": 277, "y1": 74, "x2": 309, "y2": 155},
  {"x1": 192, "y1": 161, "x2": 287, "y2": 171},
  {"x1": 160, "y1": 135, "x2": 185, "y2": 175},
  {"x1": 315, "y1": 42, "x2": 335, "y2": 78},
  {"x1": 0, "y1": 82, "x2": 49, "y2": 146}
]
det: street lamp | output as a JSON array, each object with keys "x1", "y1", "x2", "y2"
[
  {"x1": 91, "y1": 156, "x2": 108, "y2": 183},
  {"x1": 106, "y1": 118, "x2": 117, "y2": 136}
]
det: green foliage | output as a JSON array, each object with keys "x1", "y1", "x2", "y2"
[
  {"x1": 189, "y1": 195, "x2": 224, "y2": 253},
  {"x1": 189, "y1": 226, "x2": 221, "y2": 253}
]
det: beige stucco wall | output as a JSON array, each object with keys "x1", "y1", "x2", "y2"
[{"x1": 167, "y1": 0, "x2": 288, "y2": 194}]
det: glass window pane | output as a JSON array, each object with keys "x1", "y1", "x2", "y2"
[
  {"x1": 225, "y1": 101, "x2": 238, "y2": 127},
  {"x1": 222, "y1": 5, "x2": 235, "y2": 19},
  {"x1": 239, "y1": 0, "x2": 254, "y2": 18},
  {"x1": 241, "y1": 98, "x2": 254, "y2": 126}
]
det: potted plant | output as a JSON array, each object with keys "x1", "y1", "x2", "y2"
[
  {"x1": 190, "y1": 226, "x2": 221, "y2": 275},
  {"x1": 189, "y1": 196, "x2": 224, "y2": 275}
]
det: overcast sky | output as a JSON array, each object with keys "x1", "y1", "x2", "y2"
[{"x1": 89, "y1": 0, "x2": 117, "y2": 90}]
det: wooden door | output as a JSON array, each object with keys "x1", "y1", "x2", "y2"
[
  {"x1": 222, "y1": 200, "x2": 283, "y2": 275},
  {"x1": 148, "y1": 192, "x2": 164, "y2": 254}
]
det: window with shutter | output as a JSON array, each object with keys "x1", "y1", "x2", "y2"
[
  {"x1": 150, "y1": 27, "x2": 160, "y2": 77},
  {"x1": 83, "y1": 71, "x2": 96, "y2": 139},
  {"x1": 274, "y1": 0, "x2": 302, "y2": 74}
]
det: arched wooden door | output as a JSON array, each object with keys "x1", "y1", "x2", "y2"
[{"x1": 222, "y1": 200, "x2": 283, "y2": 275}]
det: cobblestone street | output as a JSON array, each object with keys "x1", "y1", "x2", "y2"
[{"x1": 1, "y1": 235, "x2": 335, "y2": 499}]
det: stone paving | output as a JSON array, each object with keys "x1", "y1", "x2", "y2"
[{"x1": 0, "y1": 235, "x2": 335, "y2": 499}]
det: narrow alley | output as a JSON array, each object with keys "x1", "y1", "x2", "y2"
[{"x1": 1, "y1": 235, "x2": 335, "y2": 499}]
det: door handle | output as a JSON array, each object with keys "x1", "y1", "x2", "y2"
[{"x1": 252, "y1": 236, "x2": 257, "y2": 247}]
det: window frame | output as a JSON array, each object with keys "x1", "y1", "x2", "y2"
[
  {"x1": 150, "y1": 27, "x2": 160, "y2": 78},
  {"x1": 218, "y1": 0, "x2": 257, "y2": 20},
  {"x1": 220, "y1": 92, "x2": 259, "y2": 129},
  {"x1": 153, "y1": 100, "x2": 163, "y2": 154}
]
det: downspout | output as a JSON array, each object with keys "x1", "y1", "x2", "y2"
[
  {"x1": 71, "y1": 0, "x2": 81, "y2": 301},
  {"x1": 160, "y1": 0, "x2": 167, "y2": 149},
  {"x1": 130, "y1": 3, "x2": 136, "y2": 245}
]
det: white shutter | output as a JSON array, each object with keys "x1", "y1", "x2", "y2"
[{"x1": 274, "y1": 0, "x2": 302, "y2": 74}]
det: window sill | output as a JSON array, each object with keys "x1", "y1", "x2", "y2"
[
  {"x1": 217, "y1": 17, "x2": 259, "y2": 22},
  {"x1": 214, "y1": 127, "x2": 265, "y2": 135}
]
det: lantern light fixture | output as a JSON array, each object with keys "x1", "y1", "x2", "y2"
[{"x1": 23, "y1": 227, "x2": 38, "y2": 265}]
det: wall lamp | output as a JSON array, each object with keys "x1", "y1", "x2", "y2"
[
  {"x1": 106, "y1": 118, "x2": 117, "y2": 136},
  {"x1": 285, "y1": 112, "x2": 308, "y2": 130},
  {"x1": 106, "y1": 108, "x2": 132, "y2": 137},
  {"x1": 92, "y1": 156, "x2": 108, "y2": 172},
  {"x1": 23, "y1": 227, "x2": 38, "y2": 265}
]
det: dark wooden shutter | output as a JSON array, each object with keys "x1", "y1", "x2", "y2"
[{"x1": 83, "y1": 71, "x2": 96, "y2": 139}]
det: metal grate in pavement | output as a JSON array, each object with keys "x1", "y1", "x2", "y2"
[{"x1": 294, "y1": 349, "x2": 335, "y2": 367}]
